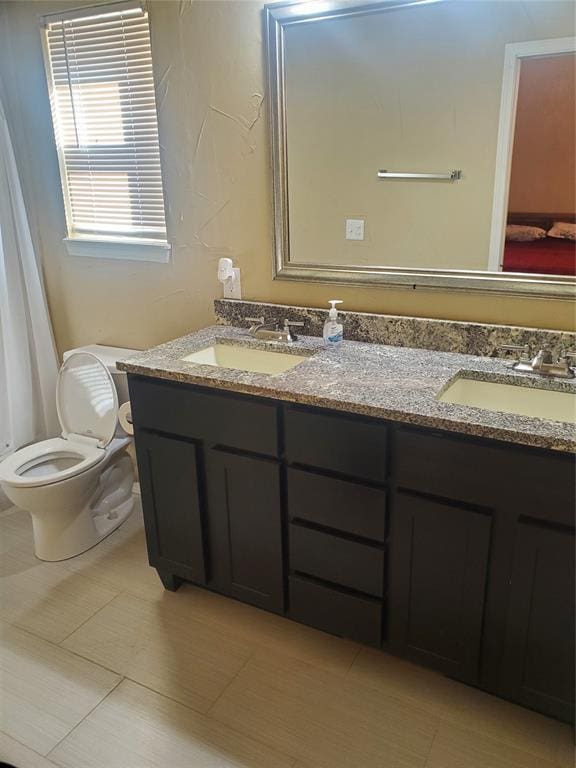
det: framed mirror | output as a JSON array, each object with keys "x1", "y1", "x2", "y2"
[{"x1": 265, "y1": 0, "x2": 576, "y2": 298}]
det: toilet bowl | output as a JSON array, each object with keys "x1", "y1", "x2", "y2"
[{"x1": 0, "y1": 347, "x2": 138, "y2": 561}]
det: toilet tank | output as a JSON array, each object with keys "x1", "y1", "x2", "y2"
[{"x1": 62, "y1": 344, "x2": 140, "y2": 404}]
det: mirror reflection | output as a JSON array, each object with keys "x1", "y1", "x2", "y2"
[{"x1": 282, "y1": 0, "x2": 575, "y2": 278}]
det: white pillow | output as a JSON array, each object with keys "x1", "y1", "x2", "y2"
[
  {"x1": 505, "y1": 224, "x2": 547, "y2": 242},
  {"x1": 547, "y1": 221, "x2": 576, "y2": 241}
]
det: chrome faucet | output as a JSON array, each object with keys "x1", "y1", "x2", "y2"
[
  {"x1": 499, "y1": 344, "x2": 576, "y2": 379},
  {"x1": 245, "y1": 317, "x2": 305, "y2": 342}
]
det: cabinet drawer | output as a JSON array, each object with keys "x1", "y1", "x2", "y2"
[
  {"x1": 500, "y1": 448, "x2": 576, "y2": 528},
  {"x1": 290, "y1": 523, "x2": 384, "y2": 597},
  {"x1": 285, "y1": 407, "x2": 388, "y2": 482},
  {"x1": 395, "y1": 428, "x2": 498, "y2": 506},
  {"x1": 129, "y1": 376, "x2": 278, "y2": 456},
  {"x1": 287, "y1": 467, "x2": 386, "y2": 542},
  {"x1": 289, "y1": 575, "x2": 382, "y2": 646},
  {"x1": 395, "y1": 428, "x2": 576, "y2": 525}
]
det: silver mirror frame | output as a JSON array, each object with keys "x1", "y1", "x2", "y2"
[{"x1": 265, "y1": 0, "x2": 576, "y2": 299}]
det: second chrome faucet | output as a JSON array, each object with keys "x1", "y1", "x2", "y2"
[{"x1": 500, "y1": 344, "x2": 576, "y2": 379}]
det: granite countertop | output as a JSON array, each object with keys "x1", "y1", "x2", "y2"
[{"x1": 117, "y1": 325, "x2": 576, "y2": 453}]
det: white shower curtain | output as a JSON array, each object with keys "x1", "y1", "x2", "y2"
[{"x1": 0, "y1": 95, "x2": 59, "y2": 457}]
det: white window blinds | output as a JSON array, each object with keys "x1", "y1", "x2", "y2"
[{"x1": 42, "y1": 1, "x2": 167, "y2": 245}]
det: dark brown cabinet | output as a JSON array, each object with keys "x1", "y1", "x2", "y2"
[
  {"x1": 205, "y1": 448, "x2": 284, "y2": 613},
  {"x1": 388, "y1": 493, "x2": 491, "y2": 683},
  {"x1": 500, "y1": 522, "x2": 575, "y2": 722},
  {"x1": 129, "y1": 374, "x2": 575, "y2": 723},
  {"x1": 134, "y1": 429, "x2": 206, "y2": 588}
]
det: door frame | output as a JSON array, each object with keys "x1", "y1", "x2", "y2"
[{"x1": 488, "y1": 36, "x2": 576, "y2": 272}]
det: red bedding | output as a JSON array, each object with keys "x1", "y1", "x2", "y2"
[{"x1": 502, "y1": 238, "x2": 576, "y2": 276}]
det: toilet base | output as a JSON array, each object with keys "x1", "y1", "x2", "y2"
[
  {"x1": 31, "y1": 452, "x2": 135, "y2": 562},
  {"x1": 34, "y1": 495, "x2": 135, "y2": 562}
]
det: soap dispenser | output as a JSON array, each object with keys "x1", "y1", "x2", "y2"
[{"x1": 323, "y1": 300, "x2": 344, "y2": 346}]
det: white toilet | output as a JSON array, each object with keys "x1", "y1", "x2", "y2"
[{"x1": 0, "y1": 344, "x2": 139, "y2": 561}]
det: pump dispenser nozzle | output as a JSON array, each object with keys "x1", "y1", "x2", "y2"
[{"x1": 328, "y1": 299, "x2": 343, "y2": 319}]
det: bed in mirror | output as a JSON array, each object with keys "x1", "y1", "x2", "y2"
[{"x1": 265, "y1": 0, "x2": 576, "y2": 297}]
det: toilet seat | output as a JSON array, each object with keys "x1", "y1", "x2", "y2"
[
  {"x1": 0, "y1": 351, "x2": 119, "y2": 490},
  {"x1": 56, "y1": 351, "x2": 119, "y2": 447},
  {"x1": 0, "y1": 437, "x2": 106, "y2": 488}
]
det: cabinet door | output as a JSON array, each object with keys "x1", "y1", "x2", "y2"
[
  {"x1": 501, "y1": 523, "x2": 575, "y2": 723},
  {"x1": 135, "y1": 429, "x2": 206, "y2": 585},
  {"x1": 206, "y1": 449, "x2": 284, "y2": 613},
  {"x1": 388, "y1": 493, "x2": 491, "y2": 683}
]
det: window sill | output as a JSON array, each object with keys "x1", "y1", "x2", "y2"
[{"x1": 64, "y1": 237, "x2": 171, "y2": 263}]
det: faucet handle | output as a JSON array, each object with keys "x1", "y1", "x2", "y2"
[
  {"x1": 560, "y1": 349, "x2": 576, "y2": 363},
  {"x1": 283, "y1": 319, "x2": 304, "y2": 341},
  {"x1": 499, "y1": 344, "x2": 530, "y2": 360},
  {"x1": 245, "y1": 316, "x2": 264, "y2": 327}
]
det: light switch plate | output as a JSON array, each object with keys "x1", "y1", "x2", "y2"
[{"x1": 345, "y1": 218, "x2": 365, "y2": 241}]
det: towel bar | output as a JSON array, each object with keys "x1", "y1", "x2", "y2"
[{"x1": 377, "y1": 170, "x2": 462, "y2": 181}]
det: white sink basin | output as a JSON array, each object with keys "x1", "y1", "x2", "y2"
[
  {"x1": 181, "y1": 343, "x2": 311, "y2": 376},
  {"x1": 438, "y1": 376, "x2": 576, "y2": 424}
]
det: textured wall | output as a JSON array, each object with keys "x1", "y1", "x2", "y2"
[{"x1": 0, "y1": 0, "x2": 573, "y2": 359}]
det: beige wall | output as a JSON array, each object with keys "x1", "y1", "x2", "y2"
[
  {"x1": 285, "y1": 2, "x2": 574, "y2": 270},
  {"x1": 508, "y1": 53, "x2": 576, "y2": 214},
  {"x1": 0, "y1": 0, "x2": 574, "y2": 360}
]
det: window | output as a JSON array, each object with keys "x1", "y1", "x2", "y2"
[{"x1": 41, "y1": 1, "x2": 169, "y2": 262}]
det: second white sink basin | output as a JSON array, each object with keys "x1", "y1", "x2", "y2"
[
  {"x1": 181, "y1": 343, "x2": 311, "y2": 376},
  {"x1": 438, "y1": 376, "x2": 576, "y2": 424}
]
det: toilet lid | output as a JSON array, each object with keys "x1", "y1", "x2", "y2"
[{"x1": 56, "y1": 351, "x2": 118, "y2": 447}]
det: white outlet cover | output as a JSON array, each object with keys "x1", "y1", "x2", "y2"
[
  {"x1": 223, "y1": 267, "x2": 242, "y2": 299},
  {"x1": 345, "y1": 218, "x2": 365, "y2": 241}
]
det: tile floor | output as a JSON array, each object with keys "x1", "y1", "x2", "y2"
[{"x1": 0, "y1": 499, "x2": 573, "y2": 768}]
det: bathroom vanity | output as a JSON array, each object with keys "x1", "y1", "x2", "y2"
[{"x1": 120, "y1": 325, "x2": 575, "y2": 724}]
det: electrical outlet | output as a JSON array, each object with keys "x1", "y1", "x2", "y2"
[
  {"x1": 345, "y1": 218, "x2": 365, "y2": 241},
  {"x1": 223, "y1": 268, "x2": 242, "y2": 299}
]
